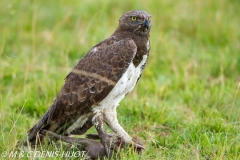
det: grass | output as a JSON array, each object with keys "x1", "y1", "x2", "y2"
[{"x1": 1, "y1": 0, "x2": 240, "y2": 159}]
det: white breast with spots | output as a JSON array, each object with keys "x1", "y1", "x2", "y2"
[{"x1": 93, "y1": 54, "x2": 148, "y2": 112}]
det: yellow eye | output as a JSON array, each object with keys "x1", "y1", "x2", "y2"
[
  {"x1": 148, "y1": 17, "x2": 151, "y2": 21},
  {"x1": 131, "y1": 16, "x2": 137, "y2": 21}
]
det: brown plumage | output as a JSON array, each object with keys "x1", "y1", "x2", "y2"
[{"x1": 25, "y1": 10, "x2": 151, "y2": 153}]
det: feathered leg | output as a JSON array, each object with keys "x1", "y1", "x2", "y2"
[
  {"x1": 103, "y1": 107, "x2": 145, "y2": 152},
  {"x1": 92, "y1": 112, "x2": 120, "y2": 158}
]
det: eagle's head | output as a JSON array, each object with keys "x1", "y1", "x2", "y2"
[{"x1": 118, "y1": 10, "x2": 151, "y2": 34}]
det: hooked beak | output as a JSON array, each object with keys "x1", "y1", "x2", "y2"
[{"x1": 142, "y1": 19, "x2": 150, "y2": 31}]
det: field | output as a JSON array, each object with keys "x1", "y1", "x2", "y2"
[{"x1": 0, "y1": 0, "x2": 240, "y2": 159}]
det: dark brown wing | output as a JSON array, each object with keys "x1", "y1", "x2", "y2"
[
  {"x1": 26, "y1": 38, "x2": 137, "y2": 142},
  {"x1": 47, "y1": 38, "x2": 137, "y2": 125}
]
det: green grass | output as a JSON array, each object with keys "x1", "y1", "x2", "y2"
[{"x1": 1, "y1": 0, "x2": 240, "y2": 159}]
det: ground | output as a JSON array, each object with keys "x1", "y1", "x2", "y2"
[{"x1": 0, "y1": 0, "x2": 240, "y2": 159}]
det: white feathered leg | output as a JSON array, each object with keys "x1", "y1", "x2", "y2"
[{"x1": 103, "y1": 107, "x2": 132, "y2": 143}]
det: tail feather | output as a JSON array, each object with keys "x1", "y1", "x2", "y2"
[{"x1": 23, "y1": 111, "x2": 49, "y2": 146}]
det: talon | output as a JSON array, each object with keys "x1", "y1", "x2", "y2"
[
  {"x1": 100, "y1": 133, "x2": 120, "y2": 155},
  {"x1": 132, "y1": 136, "x2": 145, "y2": 152}
]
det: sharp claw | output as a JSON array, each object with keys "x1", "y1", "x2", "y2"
[
  {"x1": 132, "y1": 141, "x2": 145, "y2": 149},
  {"x1": 91, "y1": 133, "x2": 145, "y2": 153},
  {"x1": 133, "y1": 143, "x2": 145, "y2": 153},
  {"x1": 132, "y1": 136, "x2": 145, "y2": 152}
]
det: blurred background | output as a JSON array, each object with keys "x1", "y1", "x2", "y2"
[{"x1": 0, "y1": 0, "x2": 239, "y2": 159}]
